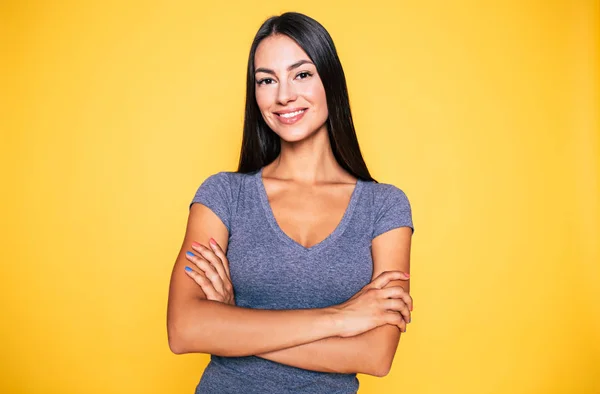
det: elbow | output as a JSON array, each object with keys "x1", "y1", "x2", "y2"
[
  {"x1": 354, "y1": 359, "x2": 392, "y2": 378},
  {"x1": 364, "y1": 356, "x2": 393, "y2": 377},
  {"x1": 167, "y1": 327, "x2": 187, "y2": 355},
  {"x1": 167, "y1": 298, "x2": 221, "y2": 355},
  {"x1": 350, "y1": 349, "x2": 393, "y2": 377},
  {"x1": 167, "y1": 318, "x2": 194, "y2": 355},
  {"x1": 167, "y1": 325, "x2": 237, "y2": 357},
  {"x1": 169, "y1": 342, "x2": 186, "y2": 355},
  {"x1": 168, "y1": 337, "x2": 187, "y2": 355},
  {"x1": 167, "y1": 316, "x2": 228, "y2": 356},
  {"x1": 365, "y1": 327, "x2": 401, "y2": 377},
  {"x1": 364, "y1": 341, "x2": 397, "y2": 377},
  {"x1": 370, "y1": 360, "x2": 392, "y2": 377}
]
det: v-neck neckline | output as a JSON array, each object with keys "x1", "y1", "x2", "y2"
[{"x1": 255, "y1": 167, "x2": 363, "y2": 254}]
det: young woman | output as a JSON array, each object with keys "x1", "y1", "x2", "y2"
[{"x1": 167, "y1": 12, "x2": 415, "y2": 394}]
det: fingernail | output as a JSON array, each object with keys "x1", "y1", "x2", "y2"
[
  {"x1": 185, "y1": 266, "x2": 192, "y2": 272},
  {"x1": 404, "y1": 273, "x2": 410, "y2": 278},
  {"x1": 186, "y1": 251, "x2": 194, "y2": 257},
  {"x1": 209, "y1": 238, "x2": 216, "y2": 246},
  {"x1": 191, "y1": 241, "x2": 200, "y2": 247}
]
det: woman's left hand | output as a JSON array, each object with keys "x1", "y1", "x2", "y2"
[{"x1": 184, "y1": 238, "x2": 235, "y2": 305}]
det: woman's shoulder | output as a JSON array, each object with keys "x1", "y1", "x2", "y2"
[
  {"x1": 361, "y1": 179, "x2": 414, "y2": 235},
  {"x1": 198, "y1": 170, "x2": 257, "y2": 188},
  {"x1": 361, "y1": 179, "x2": 411, "y2": 208},
  {"x1": 189, "y1": 170, "x2": 257, "y2": 218}
]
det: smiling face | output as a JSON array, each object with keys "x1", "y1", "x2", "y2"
[{"x1": 254, "y1": 34, "x2": 329, "y2": 143}]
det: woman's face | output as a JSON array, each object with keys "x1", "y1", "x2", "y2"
[{"x1": 254, "y1": 34, "x2": 328, "y2": 143}]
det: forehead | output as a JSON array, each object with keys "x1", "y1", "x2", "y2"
[{"x1": 254, "y1": 34, "x2": 311, "y2": 69}]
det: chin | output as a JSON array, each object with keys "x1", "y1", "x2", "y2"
[
  {"x1": 280, "y1": 129, "x2": 311, "y2": 142},
  {"x1": 269, "y1": 120, "x2": 328, "y2": 143},
  {"x1": 272, "y1": 127, "x2": 316, "y2": 143}
]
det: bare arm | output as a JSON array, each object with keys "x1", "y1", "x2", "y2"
[
  {"x1": 170, "y1": 299, "x2": 342, "y2": 356},
  {"x1": 167, "y1": 204, "x2": 406, "y2": 357},
  {"x1": 255, "y1": 226, "x2": 413, "y2": 377},
  {"x1": 167, "y1": 204, "x2": 342, "y2": 356}
]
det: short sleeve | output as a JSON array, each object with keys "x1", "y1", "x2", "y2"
[
  {"x1": 372, "y1": 185, "x2": 414, "y2": 239},
  {"x1": 189, "y1": 172, "x2": 232, "y2": 232}
]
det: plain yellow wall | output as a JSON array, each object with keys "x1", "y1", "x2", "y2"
[{"x1": 1, "y1": 1, "x2": 598, "y2": 393}]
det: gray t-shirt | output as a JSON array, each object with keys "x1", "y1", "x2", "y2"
[{"x1": 189, "y1": 167, "x2": 414, "y2": 394}]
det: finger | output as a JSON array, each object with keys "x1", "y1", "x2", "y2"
[
  {"x1": 384, "y1": 311, "x2": 407, "y2": 333},
  {"x1": 191, "y1": 242, "x2": 229, "y2": 284},
  {"x1": 402, "y1": 293, "x2": 413, "y2": 316},
  {"x1": 378, "y1": 286, "x2": 406, "y2": 299},
  {"x1": 379, "y1": 287, "x2": 412, "y2": 324},
  {"x1": 185, "y1": 251, "x2": 225, "y2": 294},
  {"x1": 383, "y1": 299, "x2": 411, "y2": 323},
  {"x1": 378, "y1": 287, "x2": 413, "y2": 322},
  {"x1": 208, "y1": 238, "x2": 231, "y2": 279},
  {"x1": 184, "y1": 266, "x2": 219, "y2": 300},
  {"x1": 370, "y1": 271, "x2": 410, "y2": 289}
]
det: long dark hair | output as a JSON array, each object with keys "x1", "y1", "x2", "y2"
[{"x1": 236, "y1": 12, "x2": 376, "y2": 182}]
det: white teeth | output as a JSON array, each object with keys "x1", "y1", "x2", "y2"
[{"x1": 279, "y1": 109, "x2": 305, "y2": 118}]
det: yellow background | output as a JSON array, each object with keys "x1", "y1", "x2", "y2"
[{"x1": 1, "y1": 1, "x2": 598, "y2": 393}]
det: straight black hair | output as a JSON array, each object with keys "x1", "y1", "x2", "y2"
[{"x1": 236, "y1": 12, "x2": 376, "y2": 182}]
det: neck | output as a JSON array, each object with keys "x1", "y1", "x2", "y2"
[{"x1": 264, "y1": 124, "x2": 349, "y2": 184}]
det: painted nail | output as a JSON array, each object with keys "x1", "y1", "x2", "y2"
[
  {"x1": 191, "y1": 241, "x2": 200, "y2": 247},
  {"x1": 186, "y1": 251, "x2": 194, "y2": 257},
  {"x1": 209, "y1": 238, "x2": 216, "y2": 246},
  {"x1": 185, "y1": 266, "x2": 192, "y2": 272}
]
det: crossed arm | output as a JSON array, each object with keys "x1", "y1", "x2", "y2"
[{"x1": 167, "y1": 204, "x2": 413, "y2": 377}]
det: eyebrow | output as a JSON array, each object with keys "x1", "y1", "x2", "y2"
[{"x1": 255, "y1": 59, "x2": 314, "y2": 75}]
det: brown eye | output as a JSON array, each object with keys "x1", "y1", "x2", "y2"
[
  {"x1": 296, "y1": 72, "x2": 312, "y2": 80},
  {"x1": 257, "y1": 78, "x2": 275, "y2": 85}
]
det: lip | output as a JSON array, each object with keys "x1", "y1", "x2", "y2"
[
  {"x1": 273, "y1": 107, "x2": 308, "y2": 115},
  {"x1": 273, "y1": 108, "x2": 307, "y2": 125}
]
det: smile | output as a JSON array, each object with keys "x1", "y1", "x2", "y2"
[
  {"x1": 274, "y1": 108, "x2": 307, "y2": 125},
  {"x1": 279, "y1": 109, "x2": 305, "y2": 118}
]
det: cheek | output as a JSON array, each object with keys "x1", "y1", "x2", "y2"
[
  {"x1": 255, "y1": 89, "x2": 273, "y2": 112},
  {"x1": 317, "y1": 89, "x2": 328, "y2": 113},
  {"x1": 302, "y1": 83, "x2": 327, "y2": 111},
  {"x1": 310, "y1": 87, "x2": 328, "y2": 119}
]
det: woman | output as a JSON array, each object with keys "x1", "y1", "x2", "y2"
[{"x1": 167, "y1": 11, "x2": 415, "y2": 394}]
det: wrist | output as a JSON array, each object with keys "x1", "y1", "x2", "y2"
[{"x1": 320, "y1": 306, "x2": 344, "y2": 337}]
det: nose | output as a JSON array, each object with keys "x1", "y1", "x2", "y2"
[{"x1": 276, "y1": 80, "x2": 297, "y2": 105}]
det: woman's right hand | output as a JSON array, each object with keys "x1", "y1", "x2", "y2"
[{"x1": 333, "y1": 271, "x2": 412, "y2": 337}]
